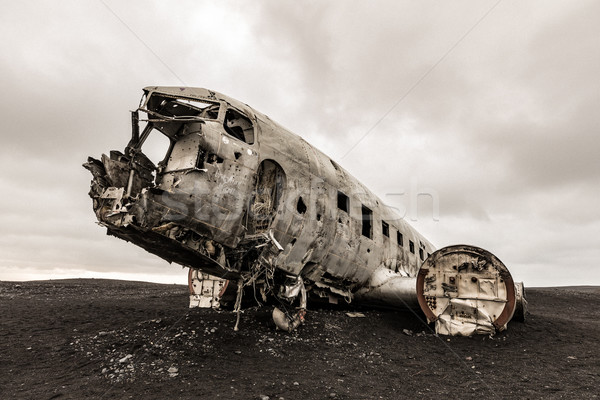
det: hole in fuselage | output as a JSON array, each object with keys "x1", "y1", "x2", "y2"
[
  {"x1": 246, "y1": 160, "x2": 286, "y2": 235},
  {"x1": 297, "y1": 197, "x2": 307, "y2": 214},
  {"x1": 208, "y1": 154, "x2": 224, "y2": 164}
]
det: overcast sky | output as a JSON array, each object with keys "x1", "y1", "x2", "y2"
[{"x1": 1, "y1": 1, "x2": 598, "y2": 287}]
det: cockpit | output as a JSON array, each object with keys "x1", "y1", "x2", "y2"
[{"x1": 126, "y1": 90, "x2": 256, "y2": 179}]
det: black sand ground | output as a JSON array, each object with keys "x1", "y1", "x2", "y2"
[{"x1": 1, "y1": 279, "x2": 598, "y2": 399}]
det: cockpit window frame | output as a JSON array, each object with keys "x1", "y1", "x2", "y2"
[
  {"x1": 139, "y1": 92, "x2": 259, "y2": 146},
  {"x1": 141, "y1": 92, "x2": 223, "y2": 123},
  {"x1": 223, "y1": 106, "x2": 256, "y2": 145}
]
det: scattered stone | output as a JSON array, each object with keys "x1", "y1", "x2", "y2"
[
  {"x1": 119, "y1": 354, "x2": 133, "y2": 363},
  {"x1": 4, "y1": 280, "x2": 594, "y2": 399},
  {"x1": 403, "y1": 329, "x2": 413, "y2": 336},
  {"x1": 345, "y1": 312, "x2": 365, "y2": 318}
]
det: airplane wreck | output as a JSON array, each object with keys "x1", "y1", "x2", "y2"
[{"x1": 84, "y1": 86, "x2": 526, "y2": 336}]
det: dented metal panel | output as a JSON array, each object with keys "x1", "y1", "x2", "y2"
[{"x1": 164, "y1": 131, "x2": 203, "y2": 172}]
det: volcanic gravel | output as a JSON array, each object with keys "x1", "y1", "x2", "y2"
[{"x1": 1, "y1": 279, "x2": 598, "y2": 399}]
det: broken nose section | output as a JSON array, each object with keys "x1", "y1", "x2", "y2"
[
  {"x1": 83, "y1": 151, "x2": 238, "y2": 279},
  {"x1": 83, "y1": 150, "x2": 155, "y2": 226},
  {"x1": 417, "y1": 245, "x2": 526, "y2": 336}
]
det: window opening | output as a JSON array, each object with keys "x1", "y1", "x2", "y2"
[
  {"x1": 361, "y1": 205, "x2": 373, "y2": 239},
  {"x1": 409, "y1": 240, "x2": 415, "y2": 254},
  {"x1": 397, "y1": 231, "x2": 404, "y2": 247},
  {"x1": 337, "y1": 191, "x2": 349, "y2": 213},
  {"x1": 382, "y1": 221, "x2": 389, "y2": 237},
  {"x1": 224, "y1": 109, "x2": 254, "y2": 144},
  {"x1": 419, "y1": 248, "x2": 424, "y2": 261},
  {"x1": 140, "y1": 130, "x2": 171, "y2": 170}
]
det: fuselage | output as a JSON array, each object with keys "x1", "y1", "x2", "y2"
[
  {"x1": 85, "y1": 86, "x2": 434, "y2": 301},
  {"x1": 85, "y1": 86, "x2": 524, "y2": 336}
]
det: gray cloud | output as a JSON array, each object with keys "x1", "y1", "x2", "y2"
[{"x1": 0, "y1": 1, "x2": 597, "y2": 287}]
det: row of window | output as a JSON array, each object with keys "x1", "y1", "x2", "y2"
[{"x1": 336, "y1": 191, "x2": 428, "y2": 260}]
